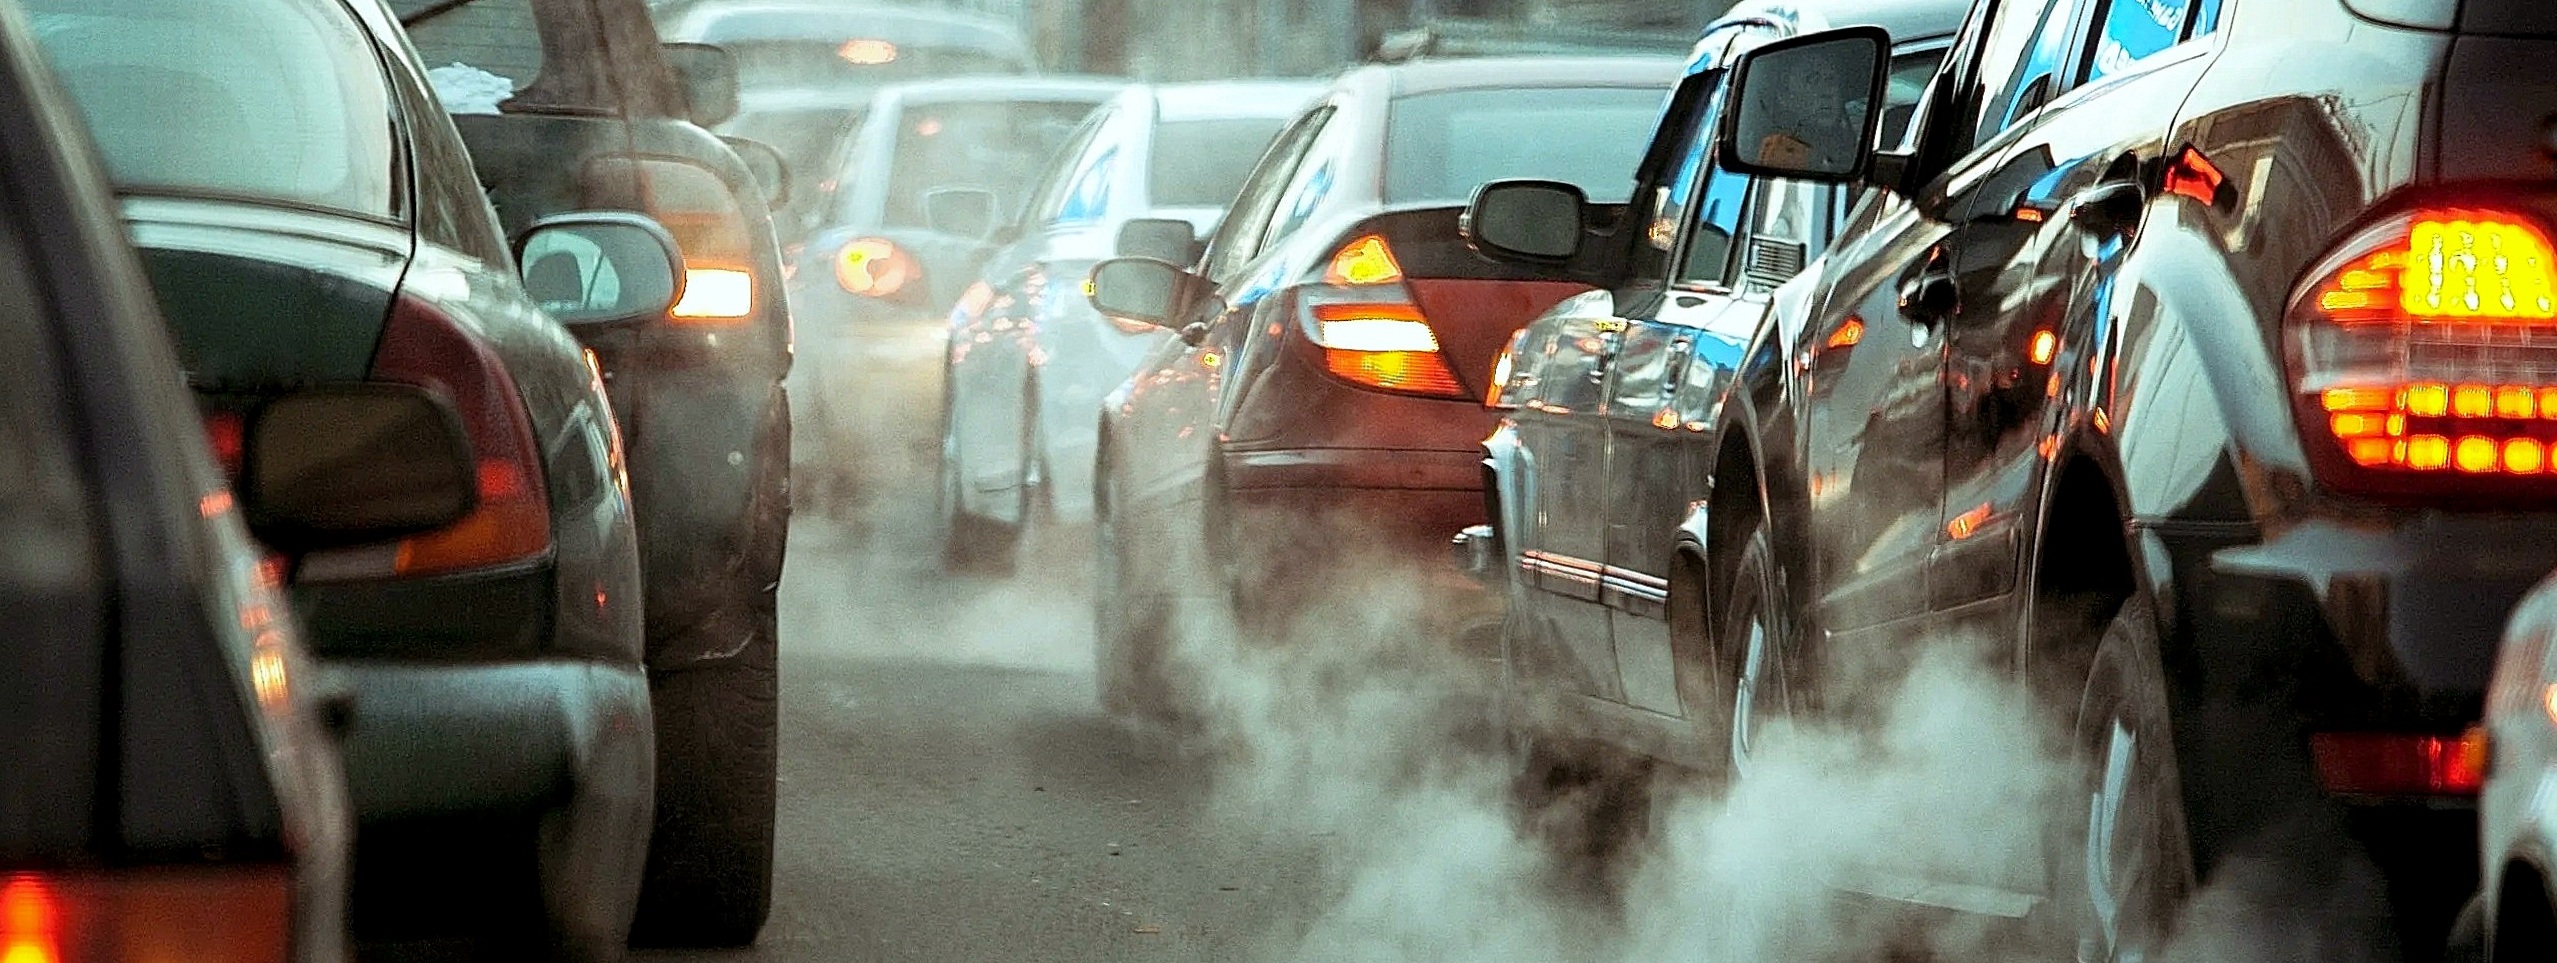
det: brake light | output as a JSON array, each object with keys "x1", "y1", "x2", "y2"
[
  {"x1": 310, "y1": 294, "x2": 550, "y2": 580},
  {"x1": 1326, "y1": 234, "x2": 1405, "y2": 286},
  {"x1": 675, "y1": 267, "x2": 755, "y2": 319},
  {"x1": 1299, "y1": 236, "x2": 1468, "y2": 399},
  {"x1": 2310, "y1": 729, "x2": 2489, "y2": 796},
  {"x1": 2287, "y1": 209, "x2": 2557, "y2": 490},
  {"x1": 0, "y1": 867, "x2": 291, "y2": 963},
  {"x1": 615, "y1": 158, "x2": 757, "y2": 324},
  {"x1": 835, "y1": 237, "x2": 918, "y2": 299}
]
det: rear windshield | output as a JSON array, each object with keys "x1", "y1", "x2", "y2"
[
  {"x1": 726, "y1": 40, "x2": 1030, "y2": 93},
  {"x1": 730, "y1": 106, "x2": 866, "y2": 184},
  {"x1": 1386, "y1": 85, "x2": 1665, "y2": 206},
  {"x1": 27, "y1": 0, "x2": 400, "y2": 219},
  {"x1": 879, "y1": 99, "x2": 1103, "y2": 228},
  {"x1": 1148, "y1": 117, "x2": 1290, "y2": 208}
]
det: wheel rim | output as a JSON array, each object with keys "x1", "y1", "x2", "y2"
[
  {"x1": 1730, "y1": 606, "x2": 1789, "y2": 780},
  {"x1": 2076, "y1": 667, "x2": 2175, "y2": 963}
]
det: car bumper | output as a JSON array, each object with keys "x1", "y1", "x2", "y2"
[
  {"x1": 336, "y1": 658, "x2": 652, "y2": 823},
  {"x1": 1222, "y1": 447, "x2": 1499, "y2": 649}
]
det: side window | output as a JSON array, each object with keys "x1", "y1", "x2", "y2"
[
  {"x1": 391, "y1": 66, "x2": 510, "y2": 265},
  {"x1": 1675, "y1": 164, "x2": 1751, "y2": 288},
  {"x1": 1634, "y1": 69, "x2": 1723, "y2": 283},
  {"x1": 2087, "y1": 0, "x2": 2197, "y2": 82},
  {"x1": 1021, "y1": 111, "x2": 1107, "y2": 227},
  {"x1": 2188, "y1": 0, "x2": 2223, "y2": 37},
  {"x1": 1200, "y1": 107, "x2": 1331, "y2": 283},
  {"x1": 1260, "y1": 119, "x2": 1347, "y2": 253},
  {"x1": 1055, "y1": 144, "x2": 1118, "y2": 226},
  {"x1": 1964, "y1": 0, "x2": 2081, "y2": 152}
]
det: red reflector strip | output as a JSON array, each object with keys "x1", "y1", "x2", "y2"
[
  {"x1": 2310, "y1": 729, "x2": 2488, "y2": 795},
  {"x1": 3, "y1": 866, "x2": 291, "y2": 963}
]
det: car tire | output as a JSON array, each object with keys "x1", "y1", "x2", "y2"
[
  {"x1": 1721, "y1": 520, "x2": 1798, "y2": 781},
  {"x1": 2047, "y1": 595, "x2": 2195, "y2": 963},
  {"x1": 1094, "y1": 470, "x2": 1178, "y2": 723},
  {"x1": 628, "y1": 590, "x2": 779, "y2": 949},
  {"x1": 937, "y1": 389, "x2": 1024, "y2": 575}
]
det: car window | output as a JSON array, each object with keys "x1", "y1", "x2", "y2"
[
  {"x1": 1260, "y1": 117, "x2": 1349, "y2": 254},
  {"x1": 398, "y1": 0, "x2": 542, "y2": 99},
  {"x1": 1056, "y1": 144, "x2": 1119, "y2": 226},
  {"x1": 1628, "y1": 69, "x2": 1718, "y2": 284},
  {"x1": 2086, "y1": 0, "x2": 2197, "y2": 82},
  {"x1": 1200, "y1": 107, "x2": 1330, "y2": 283},
  {"x1": 1670, "y1": 81, "x2": 1750, "y2": 288},
  {"x1": 878, "y1": 99, "x2": 1102, "y2": 229},
  {"x1": 1024, "y1": 111, "x2": 1110, "y2": 227},
  {"x1": 1881, "y1": 49, "x2": 1949, "y2": 150},
  {"x1": 1384, "y1": 85, "x2": 1664, "y2": 206},
  {"x1": 28, "y1": 0, "x2": 402, "y2": 220},
  {"x1": 1981, "y1": 0, "x2": 2093, "y2": 142},
  {"x1": 1148, "y1": 117, "x2": 1290, "y2": 209},
  {"x1": 1961, "y1": 0, "x2": 2075, "y2": 152}
]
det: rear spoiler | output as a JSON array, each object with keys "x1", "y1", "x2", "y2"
[{"x1": 1368, "y1": 17, "x2": 1696, "y2": 63}]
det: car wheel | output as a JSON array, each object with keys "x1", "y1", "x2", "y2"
[
  {"x1": 2053, "y1": 596, "x2": 2194, "y2": 963},
  {"x1": 938, "y1": 389, "x2": 1024, "y2": 575},
  {"x1": 1723, "y1": 521, "x2": 1798, "y2": 781},
  {"x1": 1094, "y1": 470, "x2": 1178, "y2": 723},
  {"x1": 629, "y1": 587, "x2": 779, "y2": 949}
]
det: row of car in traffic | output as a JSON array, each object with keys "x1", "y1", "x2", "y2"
[
  {"x1": 0, "y1": 0, "x2": 838, "y2": 957},
  {"x1": 754, "y1": 0, "x2": 2557, "y2": 958}
]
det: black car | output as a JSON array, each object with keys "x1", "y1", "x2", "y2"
[
  {"x1": 397, "y1": 0, "x2": 794, "y2": 944},
  {"x1": 0, "y1": 0, "x2": 362, "y2": 955},
  {"x1": 1480, "y1": 0, "x2": 2557, "y2": 955},
  {"x1": 29, "y1": 0, "x2": 697, "y2": 956}
]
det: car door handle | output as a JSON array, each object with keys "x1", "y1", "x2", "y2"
[
  {"x1": 1899, "y1": 268, "x2": 1958, "y2": 322},
  {"x1": 2067, "y1": 180, "x2": 2146, "y2": 238}
]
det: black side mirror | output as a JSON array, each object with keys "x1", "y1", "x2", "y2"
[
  {"x1": 1087, "y1": 256, "x2": 1207, "y2": 341},
  {"x1": 1718, "y1": 26, "x2": 1891, "y2": 183},
  {"x1": 662, "y1": 42, "x2": 740, "y2": 128},
  {"x1": 721, "y1": 136, "x2": 792, "y2": 211},
  {"x1": 1463, "y1": 179, "x2": 1588, "y2": 264},
  {"x1": 516, "y1": 211, "x2": 687, "y2": 327},
  {"x1": 1115, "y1": 217, "x2": 1201, "y2": 266},
  {"x1": 241, "y1": 384, "x2": 477, "y2": 552},
  {"x1": 924, "y1": 187, "x2": 1001, "y2": 239}
]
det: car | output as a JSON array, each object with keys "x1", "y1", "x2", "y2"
[
  {"x1": 785, "y1": 74, "x2": 1126, "y2": 516},
  {"x1": 396, "y1": 0, "x2": 796, "y2": 946},
  {"x1": 1526, "y1": 0, "x2": 2557, "y2": 955},
  {"x1": 24, "y1": 0, "x2": 695, "y2": 957},
  {"x1": 0, "y1": 0, "x2": 360, "y2": 954},
  {"x1": 933, "y1": 79, "x2": 1317, "y2": 570},
  {"x1": 658, "y1": 1, "x2": 1042, "y2": 243},
  {"x1": 1444, "y1": 0, "x2": 1959, "y2": 883},
  {"x1": 2470, "y1": 570, "x2": 2557, "y2": 960},
  {"x1": 1082, "y1": 55, "x2": 1682, "y2": 721}
]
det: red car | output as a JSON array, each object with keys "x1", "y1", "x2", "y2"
[{"x1": 1087, "y1": 55, "x2": 1680, "y2": 721}]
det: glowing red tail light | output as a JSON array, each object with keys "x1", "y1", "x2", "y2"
[
  {"x1": 1302, "y1": 236, "x2": 1467, "y2": 399},
  {"x1": 0, "y1": 868, "x2": 291, "y2": 963},
  {"x1": 2287, "y1": 209, "x2": 2557, "y2": 491},
  {"x1": 835, "y1": 237, "x2": 918, "y2": 300},
  {"x1": 312, "y1": 294, "x2": 550, "y2": 579},
  {"x1": 201, "y1": 410, "x2": 245, "y2": 477},
  {"x1": 2310, "y1": 729, "x2": 2489, "y2": 796}
]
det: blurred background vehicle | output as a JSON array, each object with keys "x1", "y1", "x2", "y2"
[
  {"x1": 1086, "y1": 54, "x2": 1681, "y2": 721},
  {"x1": 26, "y1": 0, "x2": 691, "y2": 957},
  {"x1": 786, "y1": 74, "x2": 1125, "y2": 514},
  {"x1": 0, "y1": 0, "x2": 355, "y2": 956},
  {"x1": 2475, "y1": 571, "x2": 2557, "y2": 961},
  {"x1": 398, "y1": 0, "x2": 796, "y2": 947},
  {"x1": 657, "y1": 1, "x2": 1042, "y2": 243},
  {"x1": 935, "y1": 79, "x2": 1317, "y2": 571}
]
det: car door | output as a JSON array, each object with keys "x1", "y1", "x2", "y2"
[{"x1": 1933, "y1": 0, "x2": 2219, "y2": 622}]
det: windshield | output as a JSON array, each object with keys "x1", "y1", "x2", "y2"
[
  {"x1": 1385, "y1": 85, "x2": 1665, "y2": 205},
  {"x1": 27, "y1": 0, "x2": 399, "y2": 218},
  {"x1": 876, "y1": 99, "x2": 1102, "y2": 228},
  {"x1": 1147, "y1": 117, "x2": 1289, "y2": 208}
]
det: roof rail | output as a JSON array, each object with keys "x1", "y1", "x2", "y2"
[{"x1": 1366, "y1": 17, "x2": 1696, "y2": 64}]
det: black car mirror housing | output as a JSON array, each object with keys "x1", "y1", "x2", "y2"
[
  {"x1": 241, "y1": 384, "x2": 478, "y2": 553},
  {"x1": 516, "y1": 211, "x2": 688, "y2": 328},
  {"x1": 1718, "y1": 26, "x2": 1893, "y2": 185},
  {"x1": 1087, "y1": 256, "x2": 1205, "y2": 333},
  {"x1": 1115, "y1": 217, "x2": 1201, "y2": 266},
  {"x1": 1463, "y1": 179, "x2": 1588, "y2": 265}
]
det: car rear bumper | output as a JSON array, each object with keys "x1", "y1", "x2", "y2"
[
  {"x1": 335, "y1": 658, "x2": 652, "y2": 824},
  {"x1": 1221, "y1": 447, "x2": 1499, "y2": 649}
]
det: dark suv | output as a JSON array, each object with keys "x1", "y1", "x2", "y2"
[
  {"x1": 1481, "y1": 0, "x2": 2557, "y2": 956},
  {"x1": 398, "y1": 0, "x2": 794, "y2": 946}
]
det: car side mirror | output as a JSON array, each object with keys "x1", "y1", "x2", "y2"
[
  {"x1": 662, "y1": 42, "x2": 740, "y2": 128},
  {"x1": 516, "y1": 211, "x2": 687, "y2": 327},
  {"x1": 1463, "y1": 179, "x2": 1588, "y2": 264},
  {"x1": 1087, "y1": 256, "x2": 1206, "y2": 339},
  {"x1": 721, "y1": 136, "x2": 792, "y2": 211},
  {"x1": 924, "y1": 187, "x2": 1001, "y2": 239},
  {"x1": 1718, "y1": 26, "x2": 1891, "y2": 183},
  {"x1": 1115, "y1": 217, "x2": 1201, "y2": 266},
  {"x1": 241, "y1": 385, "x2": 477, "y2": 552}
]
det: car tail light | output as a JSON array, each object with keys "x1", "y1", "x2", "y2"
[
  {"x1": 1301, "y1": 235, "x2": 1467, "y2": 399},
  {"x1": 0, "y1": 867, "x2": 291, "y2": 963},
  {"x1": 202, "y1": 409, "x2": 245, "y2": 477},
  {"x1": 2288, "y1": 209, "x2": 2557, "y2": 493},
  {"x1": 622, "y1": 159, "x2": 757, "y2": 323},
  {"x1": 836, "y1": 237, "x2": 919, "y2": 299},
  {"x1": 302, "y1": 295, "x2": 551, "y2": 581},
  {"x1": 2310, "y1": 728, "x2": 2489, "y2": 795}
]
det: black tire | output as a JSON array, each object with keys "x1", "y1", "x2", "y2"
[
  {"x1": 1721, "y1": 520, "x2": 1798, "y2": 781},
  {"x1": 2045, "y1": 596, "x2": 2195, "y2": 963},
  {"x1": 629, "y1": 591, "x2": 779, "y2": 949},
  {"x1": 1093, "y1": 469, "x2": 1177, "y2": 723}
]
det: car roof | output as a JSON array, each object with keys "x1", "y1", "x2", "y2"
[
  {"x1": 664, "y1": 1, "x2": 1031, "y2": 52},
  {"x1": 1710, "y1": 0, "x2": 1970, "y2": 44},
  {"x1": 1150, "y1": 80, "x2": 1323, "y2": 122},
  {"x1": 1372, "y1": 55, "x2": 1688, "y2": 98}
]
